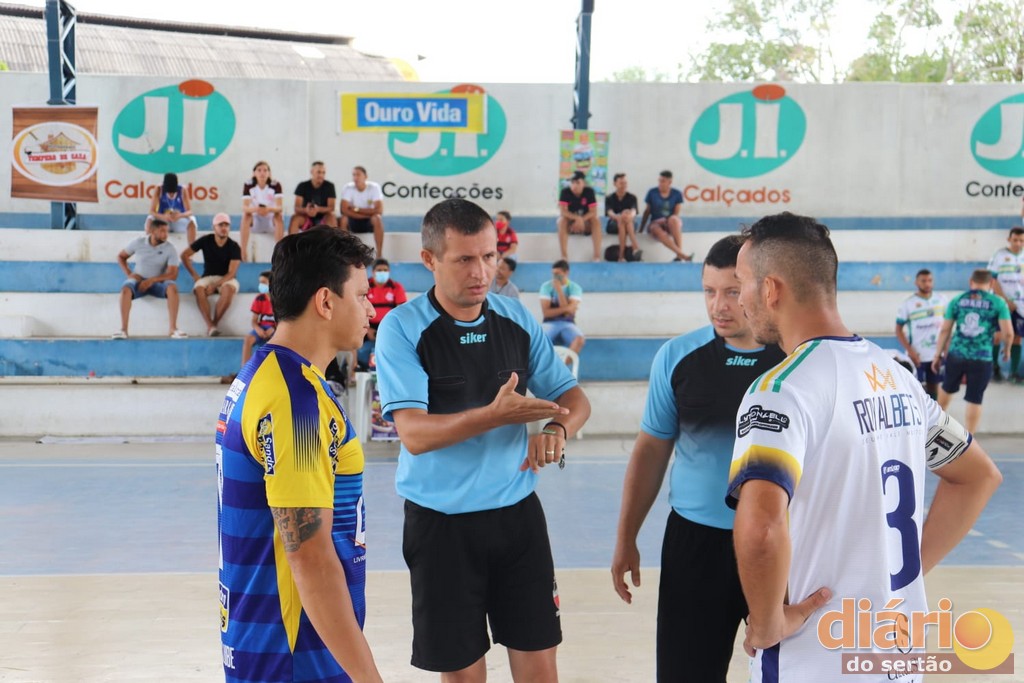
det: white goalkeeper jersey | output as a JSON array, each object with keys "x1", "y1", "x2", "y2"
[{"x1": 727, "y1": 336, "x2": 960, "y2": 683}]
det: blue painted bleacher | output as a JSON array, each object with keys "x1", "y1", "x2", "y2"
[{"x1": 0, "y1": 260, "x2": 987, "y2": 294}]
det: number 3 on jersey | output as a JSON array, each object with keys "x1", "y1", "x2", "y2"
[{"x1": 881, "y1": 460, "x2": 921, "y2": 590}]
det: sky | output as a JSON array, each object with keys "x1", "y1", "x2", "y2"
[{"x1": 19, "y1": 0, "x2": 958, "y2": 83}]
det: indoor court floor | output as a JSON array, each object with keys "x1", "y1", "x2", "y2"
[{"x1": 1, "y1": 436, "x2": 1021, "y2": 682}]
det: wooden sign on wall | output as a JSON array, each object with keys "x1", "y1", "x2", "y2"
[{"x1": 11, "y1": 107, "x2": 99, "y2": 202}]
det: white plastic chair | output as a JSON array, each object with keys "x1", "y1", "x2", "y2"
[{"x1": 552, "y1": 345, "x2": 583, "y2": 439}]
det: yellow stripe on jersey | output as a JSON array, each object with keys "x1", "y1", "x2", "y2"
[
  {"x1": 751, "y1": 340, "x2": 820, "y2": 394},
  {"x1": 273, "y1": 528, "x2": 303, "y2": 653},
  {"x1": 241, "y1": 353, "x2": 335, "y2": 509},
  {"x1": 729, "y1": 444, "x2": 803, "y2": 494}
]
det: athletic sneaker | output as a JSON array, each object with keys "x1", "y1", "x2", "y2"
[
  {"x1": 111, "y1": 330, "x2": 127, "y2": 340},
  {"x1": 170, "y1": 329, "x2": 188, "y2": 339}
]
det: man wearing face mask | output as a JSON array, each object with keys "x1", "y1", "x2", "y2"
[{"x1": 360, "y1": 258, "x2": 408, "y2": 368}]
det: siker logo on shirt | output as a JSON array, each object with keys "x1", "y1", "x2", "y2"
[
  {"x1": 726, "y1": 355, "x2": 759, "y2": 367},
  {"x1": 738, "y1": 404, "x2": 791, "y2": 437},
  {"x1": 460, "y1": 332, "x2": 488, "y2": 345}
]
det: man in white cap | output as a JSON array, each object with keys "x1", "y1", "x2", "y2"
[{"x1": 181, "y1": 212, "x2": 242, "y2": 336}]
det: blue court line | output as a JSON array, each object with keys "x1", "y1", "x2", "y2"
[{"x1": 0, "y1": 457, "x2": 1020, "y2": 576}]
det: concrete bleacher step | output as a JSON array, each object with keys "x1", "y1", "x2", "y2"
[
  {"x1": 2, "y1": 377, "x2": 1021, "y2": 438},
  {"x1": 0, "y1": 228, "x2": 1010, "y2": 265},
  {"x1": 0, "y1": 290, "x2": 962, "y2": 339}
]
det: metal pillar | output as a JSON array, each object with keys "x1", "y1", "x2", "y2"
[
  {"x1": 572, "y1": 0, "x2": 594, "y2": 130},
  {"x1": 45, "y1": 0, "x2": 79, "y2": 229}
]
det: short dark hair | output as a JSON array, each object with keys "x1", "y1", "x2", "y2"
[
  {"x1": 971, "y1": 269, "x2": 993, "y2": 285},
  {"x1": 552, "y1": 259, "x2": 570, "y2": 272},
  {"x1": 916, "y1": 268, "x2": 932, "y2": 278},
  {"x1": 659, "y1": 170, "x2": 673, "y2": 180},
  {"x1": 1010, "y1": 226, "x2": 1024, "y2": 237},
  {"x1": 571, "y1": 171, "x2": 586, "y2": 181},
  {"x1": 372, "y1": 258, "x2": 389, "y2": 269},
  {"x1": 422, "y1": 198, "x2": 493, "y2": 255},
  {"x1": 613, "y1": 172, "x2": 626, "y2": 182},
  {"x1": 259, "y1": 270, "x2": 272, "y2": 280},
  {"x1": 502, "y1": 256, "x2": 517, "y2": 271},
  {"x1": 161, "y1": 173, "x2": 178, "y2": 193},
  {"x1": 497, "y1": 210, "x2": 511, "y2": 222},
  {"x1": 742, "y1": 212, "x2": 838, "y2": 302},
  {"x1": 270, "y1": 227, "x2": 373, "y2": 322},
  {"x1": 311, "y1": 160, "x2": 324, "y2": 169},
  {"x1": 354, "y1": 165, "x2": 367, "y2": 176},
  {"x1": 150, "y1": 217, "x2": 169, "y2": 228},
  {"x1": 704, "y1": 234, "x2": 744, "y2": 270}
]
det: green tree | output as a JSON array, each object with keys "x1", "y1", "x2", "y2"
[
  {"x1": 848, "y1": 0, "x2": 1024, "y2": 82},
  {"x1": 950, "y1": 0, "x2": 1024, "y2": 82},
  {"x1": 689, "y1": 0, "x2": 840, "y2": 82},
  {"x1": 846, "y1": 1, "x2": 948, "y2": 83},
  {"x1": 606, "y1": 65, "x2": 672, "y2": 82}
]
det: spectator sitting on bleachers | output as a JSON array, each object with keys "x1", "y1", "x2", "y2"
[
  {"x1": 495, "y1": 210, "x2": 519, "y2": 258},
  {"x1": 490, "y1": 255, "x2": 520, "y2": 299},
  {"x1": 339, "y1": 165, "x2": 385, "y2": 258},
  {"x1": 180, "y1": 213, "x2": 242, "y2": 337},
  {"x1": 605, "y1": 172, "x2": 642, "y2": 262},
  {"x1": 639, "y1": 170, "x2": 692, "y2": 262},
  {"x1": 241, "y1": 270, "x2": 275, "y2": 366},
  {"x1": 146, "y1": 172, "x2": 197, "y2": 244},
  {"x1": 361, "y1": 258, "x2": 407, "y2": 369},
  {"x1": 540, "y1": 259, "x2": 585, "y2": 358},
  {"x1": 557, "y1": 171, "x2": 602, "y2": 262},
  {"x1": 239, "y1": 160, "x2": 284, "y2": 261},
  {"x1": 288, "y1": 161, "x2": 337, "y2": 234},
  {"x1": 113, "y1": 217, "x2": 187, "y2": 340},
  {"x1": 987, "y1": 226, "x2": 1024, "y2": 383}
]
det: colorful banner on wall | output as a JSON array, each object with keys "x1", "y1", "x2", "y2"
[
  {"x1": 10, "y1": 106, "x2": 99, "y2": 202},
  {"x1": 340, "y1": 92, "x2": 487, "y2": 133},
  {"x1": 559, "y1": 130, "x2": 609, "y2": 195},
  {"x1": 368, "y1": 375, "x2": 399, "y2": 442}
]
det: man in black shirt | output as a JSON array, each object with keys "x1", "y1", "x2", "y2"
[
  {"x1": 181, "y1": 212, "x2": 243, "y2": 336},
  {"x1": 557, "y1": 170, "x2": 602, "y2": 262},
  {"x1": 288, "y1": 161, "x2": 338, "y2": 234},
  {"x1": 605, "y1": 172, "x2": 642, "y2": 262}
]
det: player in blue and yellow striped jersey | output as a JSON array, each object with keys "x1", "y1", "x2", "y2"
[{"x1": 216, "y1": 227, "x2": 382, "y2": 683}]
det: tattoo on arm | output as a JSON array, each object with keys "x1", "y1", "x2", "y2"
[{"x1": 271, "y1": 507, "x2": 323, "y2": 552}]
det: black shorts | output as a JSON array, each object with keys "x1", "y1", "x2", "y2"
[
  {"x1": 606, "y1": 219, "x2": 619, "y2": 235},
  {"x1": 1012, "y1": 309, "x2": 1024, "y2": 337},
  {"x1": 916, "y1": 361, "x2": 943, "y2": 385},
  {"x1": 348, "y1": 217, "x2": 373, "y2": 233},
  {"x1": 657, "y1": 511, "x2": 747, "y2": 683},
  {"x1": 941, "y1": 355, "x2": 993, "y2": 404},
  {"x1": 403, "y1": 492, "x2": 561, "y2": 672}
]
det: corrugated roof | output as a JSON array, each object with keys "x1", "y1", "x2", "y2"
[{"x1": 0, "y1": 5, "x2": 404, "y2": 81}]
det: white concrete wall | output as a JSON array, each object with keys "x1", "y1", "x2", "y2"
[
  {"x1": 0, "y1": 228, "x2": 1007, "y2": 264},
  {"x1": 3, "y1": 74, "x2": 1023, "y2": 220},
  {"x1": 0, "y1": 290, "x2": 960, "y2": 339},
  {"x1": 2, "y1": 378, "x2": 1019, "y2": 438}
]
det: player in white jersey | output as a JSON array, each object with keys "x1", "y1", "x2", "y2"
[
  {"x1": 895, "y1": 268, "x2": 948, "y2": 398},
  {"x1": 987, "y1": 226, "x2": 1024, "y2": 382},
  {"x1": 727, "y1": 212, "x2": 1002, "y2": 683}
]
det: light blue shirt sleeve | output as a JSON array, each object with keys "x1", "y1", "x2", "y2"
[
  {"x1": 640, "y1": 340, "x2": 679, "y2": 440},
  {"x1": 375, "y1": 311, "x2": 430, "y2": 422}
]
